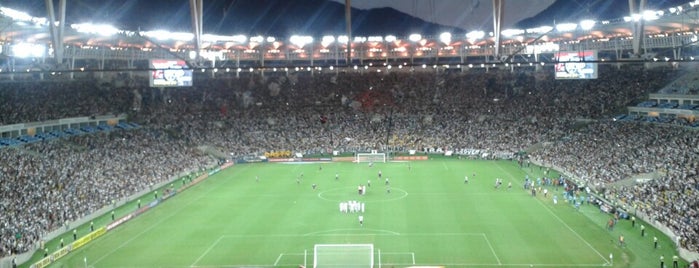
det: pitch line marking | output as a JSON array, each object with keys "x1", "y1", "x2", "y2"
[
  {"x1": 494, "y1": 162, "x2": 611, "y2": 266},
  {"x1": 303, "y1": 228, "x2": 400, "y2": 236},
  {"x1": 191, "y1": 235, "x2": 224, "y2": 266},
  {"x1": 92, "y1": 182, "x2": 222, "y2": 266},
  {"x1": 273, "y1": 253, "x2": 283, "y2": 266},
  {"x1": 481, "y1": 233, "x2": 502, "y2": 265}
]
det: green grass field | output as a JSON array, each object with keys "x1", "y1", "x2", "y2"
[{"x1": 35, "y1": 159, "x2": 685, "y2": 268}]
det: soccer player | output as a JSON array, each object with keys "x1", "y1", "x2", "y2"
[
  {"x1": 335, "y1": 173, "x2": 339, "y2": 180},
  {"x1": 654, "y1": 236, "x2": 658, "y2": 249},
  {"x1": 378, "y1": 170, "x2": 382, "y2": 179},
  {"x1": 641, "y1": 224, "x2": 646, "y2": 236},
  {"x1": 619, "y1": 235, "x2": 625, "y2": 247},
  {"x1": 508, "y1": 181, "x2": 512, "y2": 190},
  {"x1": 367, "y1": 179, "x2": 371, "y2": 187},
  {"x1": 312, "y1": 183, "x2": 317, "y2": 190},
  {"x1": 631, "y1": 216, "x2": 636, "y2": 227},
  {"x1": 255, "y1": 175, "x2": 259, "y2": 182},
  {"x1": 673, "y1": 255, "x2": 679, "y2": 268},
  {"x1": 464, "y1": 176, "x2": 469, "y2": 184},
  {"x1": 386, "y1": 186, "x2": 391, "y2": 194},
  {"x1": 385, "y1": 177, "x2": 389, "y2": 185},
  {"x1": 358, "y1": 215, "x2": 364, "y2": 226},
  {"x1": 73, "y1": 229, "x2": 77, "y2": 241}
]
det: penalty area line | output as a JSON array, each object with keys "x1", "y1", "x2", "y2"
[{"x1": 191, "y1": 236, "x2": 224, "y2": 267}]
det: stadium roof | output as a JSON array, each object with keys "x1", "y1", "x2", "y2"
[{"x1": 1, "y1": 2, "x2": 699, "y2": 56}]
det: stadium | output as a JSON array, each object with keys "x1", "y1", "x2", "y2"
[{"x1": 1, "y1": 0, "x2": 699, "y2": 267}]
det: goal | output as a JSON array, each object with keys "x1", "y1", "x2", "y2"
[
  {"x1": 355, "y1": 153, "x2": 386, "y2": 163},
  {"x1": 313, "y1": 244, "x2": 374, "y2": 268}
]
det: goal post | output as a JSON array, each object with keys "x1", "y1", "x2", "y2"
[
  {"x1": 355, "y1": 153, "x2": 387, "y2": 163},
  {"x1": 313, "y1": 244, "x2": 374, "y2": 268}
]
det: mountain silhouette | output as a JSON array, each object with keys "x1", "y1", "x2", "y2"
[
  {"x1": 1, "y1": 0, "x2": 462, "y2": 37},
  {"x1": 516, "y1": 0, "x2": 690, "y2": 28}
]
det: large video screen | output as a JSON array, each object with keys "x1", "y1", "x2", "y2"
[
  {"x1": 554, "y1": 50, "x2": 598, "y2": 80},
  {"x1": 149, "y1": 59, "x2": 193, "y2": 87}
]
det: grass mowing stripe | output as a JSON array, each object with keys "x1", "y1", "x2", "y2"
[{"x1": 494, "y1": 161, "x2": 610, "y2": 265}]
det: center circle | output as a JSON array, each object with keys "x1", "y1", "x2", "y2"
[{"x1": 317, "y1": 186, "x2": 408, "y2": 203}]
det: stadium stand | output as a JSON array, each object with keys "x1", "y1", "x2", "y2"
[{"x1": 1, "y1": 65, "x2": 698, "y2": 258}]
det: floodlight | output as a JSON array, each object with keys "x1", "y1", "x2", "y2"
[
  {"x1": 338, "y1": 35, "x2": 349, "y2": 43},
  {"x1": 466, "y1": 30, "x2": 485, "y2": 40},
  {"x1": 631, "y1": 13, "x2": 642, "y2": 21},
  {"x1": 642, "y1": 10, "x2": 660, "y2": 21},
  {"x1": 354, "y1": 36, "x2": 367, "y2": 43},
  {"x1": 439, "y1": 32, "x2": 452, "y2": 44},
  {"x1": 266, "y1": 36, "x2": 276, "y2": 42},
  {"x1": 408, "y1": 34, "x2": 422, "y2": 42},
  {"x1": 501, "y1": 29, "x2": 524, "y2": 37},
  {"x1": 669, "y1": 7, "x2": 677, "y2": 13},
  {"x1": 71, "y1": 23, "x2": 119, "y2": 36},
  {"x1": 526, "y1": 26, "x2": 553, "y2": 34},
  {"x1": 12, "y1": 43, "x2": 45, "y2": 58},
  {"x1": 580, "y1": 20, "x2": 596, "y2": 30},
  {"x1": 385, "y1": 35, "x2": 397, "y2": 42},
  {"x1": 368, "y1": 36, "x2": 383, "y2": 42},
  {"x1": 290, "y1": 35, "x2": 313, "y2": 47},
  {"x1": 555, "y1": 23, "x2": 577, "y2": 32},
  {"x1": 250, "y1": 35, "x2": 264, "y2": 43}
]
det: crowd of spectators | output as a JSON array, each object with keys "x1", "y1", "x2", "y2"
[{"x1": 1, "y1": 64, "x2": 698, "y2": 257}]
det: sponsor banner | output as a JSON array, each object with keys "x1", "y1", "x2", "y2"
[
  {"x1": 207, "y1": 167, "x2": 221, "y2": 175},
  {"x1": 132, "y1": 205, "x2": 151, "y2": 217},
  {"x1": 333, "y1": 157, "x2": 355, "y2": 162},
  {"x1": 106, "y1": 214, "x2": 133, "y2": 231},
  {"x1": 32, "y1": 256, "x2": 52, "y2": 268},
  {"x1": 303, "y1": 158, "x2": 332, "y2": 162},
  {"x1": 268, "y1": 158, "x2": 296, "y2": 162},
  {"x1": 269, "y1": 158, "x2": 333, "y2": 163},
  {"x1": 394, "y1": 156, "x2": 428, "y2": 161},
  {"x1": 235, "y1": 158, "x2": 268, "y2": 164},
  {"x1": 220, "y1": 162, "x2": 234, "y2": 169},
  {"x1": 71, "y1": 227, "x2": 106, "y2": 250}
]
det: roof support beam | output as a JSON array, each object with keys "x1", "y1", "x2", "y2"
[
  {"x1": 189, "y1": 0, "x2": 203, "y2": 64},
  {"x1": 629, "y1": 0, "x2": 647, "y2": 57},
  {"x1": 345, "y1": 0, "x2": 352, "y2": 66},
  {"x1": 45, "y1": 0, "x2": 66, "y2": 66},
  {"x1": 492, "y1": 0, "x2": 504, "y2": 61}
]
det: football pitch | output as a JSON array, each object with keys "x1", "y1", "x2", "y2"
[{"x1": 40, "y1": 159, "x2": 684, "y2": 267}]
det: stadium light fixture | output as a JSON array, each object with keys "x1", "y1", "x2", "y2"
[
  {"x1": 385, "y1": 35, "x2": 397, "y2": 42},
  {"x1": 555, "y1": 23, "x2": 577, "y2": 32},
  {"x1": 12, "y1": 43, "x2": 45, "y2": 58},
  {"x1": 368, "y1": 36, "x2": 383, "y2": 42},
  {"x1": 466, "y1": 30, "x2": 485, "y2": 40},
  {"x1": 631, "y1": 13, "x2": 642, "y2": 21},
  {"x1": 354, "y1": 36, "x2": 367, "y2": 43},
  {"x1": 71, "y1": 23, "x2": 119, "y2": 36},
  {"x1": 580, "y1": 20, "x2": 596, "y2": 30},
  {"x1": 0, "y1": 7, "x2": 33, "y2": 22},
  {"x1": 669, "y1": 7, "x2": 677, "y2": 13},
  {"x1": 338, "y1": 35, "x2": 349, "y2": 43},
  {"x1": 526, "y1": 26, "x2": 553, "y2": 34},
  {"x1": 439, "y1": 32, "x2": 452, "y2": 44},
  {"x1": 266, "y1": 36, "x2": 276, "y2": 43},
  {"x1": 642, "y1": 10, "x2": 660, "y2": 21},
  {"x1": 408, "y1": 34, "x2": 422, "y2": 42},
  {"x1": 501, "y1": 29, "x2": 524, "y2": 37},
  {"x1": 250, "y1": 35, "x2": 264, "y2": 43},
  {"x1": 321, "y1": 35, "x2": 335, "y2": 47},
  {"x1": 290, "y1": 35, "x2": 313, "y2": 47}
]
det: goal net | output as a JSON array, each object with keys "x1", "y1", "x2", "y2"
[
  {"x1": 313, "y1": 244, "x2": 374, "y2": 268},
  {"x1": 355, "y1": 153, "x2": 386, "y2": 163}
]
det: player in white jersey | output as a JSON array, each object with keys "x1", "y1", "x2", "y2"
[{"x1": 358, "y1": 215, "x2": 364, "y2": 226}]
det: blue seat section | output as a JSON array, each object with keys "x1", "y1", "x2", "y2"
[
  {"x1": 0, "y1": 123, "x2": 139, "y2": 147},
  {"x1": 657, "y1": 102, "x2": 679, "y2": 109},
  {"x1": 636, "y1": 101, "x2": 657, "y2": 107}
]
